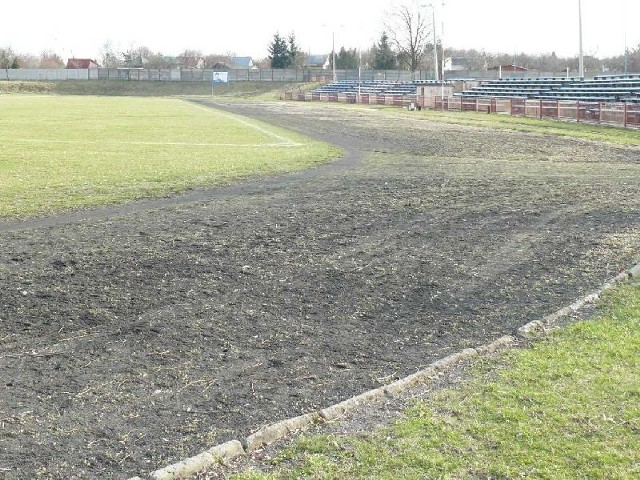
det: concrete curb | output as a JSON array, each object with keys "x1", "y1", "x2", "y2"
[
  {"x1": 517, "y1": 270, "x2": 633, "y2": 339},
  {"x1": 474, "y1": 335, "x2": 518, "y2": 355},
  {"x1": 319, "y1": 388, "x2": 387, "y2": 421},
  {"x1": 148, "y1": 440, "x2": 244, "y2": 480},
  {"x1": 243, "y1": 412, "x2": 320, "y2": 452},
  {"x1": 129, "y1": 261, "x2": 640, "y2": 479}
]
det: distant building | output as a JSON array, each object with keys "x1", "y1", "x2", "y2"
[
  {"x1": 211, "y1": 57, "x2": 256, "y2": 70},
  {"x1": 488, "y1": 64, "x2": 528, "y2": 73},
  {"x1": 304, "y1": 54, "x2": 330, "y2": 69},
  {"x1": 444, "y1": 57, "x2": 469, "y2": 72},
  {"x1": 177, "y1": 56, "x2": 206, "y2": 69},
  {"x1": 232, "y1": 56, "x2": 255, "y2": 69},
  {"x1": 66, "y1": 58, "x2": 99, "y2": 69}
]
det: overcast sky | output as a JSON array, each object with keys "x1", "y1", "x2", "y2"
[{"x1": 2, "y1": 0, "x2": 637, "y2": 61}]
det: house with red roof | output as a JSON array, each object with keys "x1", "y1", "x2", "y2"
[{"x1": 66, "y1": 58, "x2": 100, "y2": 69}]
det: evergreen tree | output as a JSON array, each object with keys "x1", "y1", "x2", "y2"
[
  {"x1": 287, "y1": 33, "x2": 302, "y2": 68},
  {"x1": 336, "y1": 47, "x2": 359, "y2": 69},
  {"x1": 374, "y1": 32, "x2": 396, "y2": 70},
  {"x1": 268, "y1": 32, "x2": 290, "y2": 69}
]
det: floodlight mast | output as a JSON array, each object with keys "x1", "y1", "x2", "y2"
[
  {"x1": 422, "y1": 4, "x2": 438, "y2": 81},
  {"x1": 332, "y1": 31, "x2": 337, "y2": 82},
  {"x1": 624, "y1": 1, "x2": 628, "y2": 74},
  {"x1": 441, "y1": 0, "x2": 445, "y2": 110},
  {"x1": 578, "y1": 0, "x2": 584, "y2": 79},
  {"x1": 358, "y1": 48, "x2": 362, "y2": 99}
]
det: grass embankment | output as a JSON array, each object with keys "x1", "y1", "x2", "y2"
[
  {"x1": 0, "y1": 80, "x2": 299, "y2": 98},
  {"x1": 408, "y1": 109, "x2": 640, "y2": 146},
  {"x1": 0, "y1": 95, "x2": 338, "y2": 218},
  {"x1": 284, "y1": 101, "x2": 640, "y2": 146},
  {"x1": 233, "y1": 282, "x2": 640, "y2": 479}
]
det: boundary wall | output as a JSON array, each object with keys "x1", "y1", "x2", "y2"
[
  {"x1": 2, "y1": 68, "x2": 425, "y2": 82},
  {"x1": 1, "y1": 68, "x2": 584, "y2": 83}
]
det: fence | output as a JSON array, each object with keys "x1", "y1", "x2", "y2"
[
  {"x1": 2, "y1": 67, "x2": 438, "y2": 83},
  {"x1": 4, "y1": 67, "x2": 587, "y2": 83}
]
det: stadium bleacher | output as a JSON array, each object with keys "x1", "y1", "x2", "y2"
[
  {"x1": 311, "y1": 75, "x2": 640, "y2": 104},
  {"x1": 456, "y1": 75, "x2": 640, "y2": 103},
  {"x1": 312, "y1": 79, "x2": 440, "y2": 98}
]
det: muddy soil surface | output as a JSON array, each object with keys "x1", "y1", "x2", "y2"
[{"x1": 1, "y1": 101, "x2": 640, "y2": 479}]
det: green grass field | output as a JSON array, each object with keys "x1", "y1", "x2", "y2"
[{"x1": 0, "y1": 95, "x2": 338, "y2": 218}]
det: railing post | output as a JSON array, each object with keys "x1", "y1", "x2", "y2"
[
  {"x1": 540, "y1": 99, "x2": 543, "y2": 119},
  {"x1": 624, "y1": 102, "x2": 628, "y2": 128},
  {"x1": 576, "y1": 101, "x2": 580, "y2": 123},
  {"x1": 599, "y1": 102, "x2": 602, "y2": 124}
]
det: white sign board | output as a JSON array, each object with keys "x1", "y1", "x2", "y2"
[{"x1": 212, "y1": 71, "x2": 229, "y2": 83}]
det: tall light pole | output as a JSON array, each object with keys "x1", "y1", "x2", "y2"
[
  {"x1": 358, "y1": 48, "x2": 362, "y2": 98},
  {"x1": 578, "y1": 0, "x2": 584, "y2": 79},
  {"x1": 421, "y1": 4, "x2": 439, "y2": 80},
  {"x1": 323, "y1": 25, "x2": 343, "y2": 82},
  {"x1": 441, "y1": 0, "x2": 445, "y2": 110},
  {"x1": 425, "y1": 4, "x2": 438, "y2": 81},
  {"x1": 332, "y1": 31, "x2": 337, "y2": 82},
  {"x1": 624, "y1": 0, "x2": 628, "y2": 74},
  {"x1": 624, "y1": 32, "x2": 628, "y2": 74}
]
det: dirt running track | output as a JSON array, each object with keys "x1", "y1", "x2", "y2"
[{"x1": 1, "y1": 100, "x2": 640, "y2": 479}]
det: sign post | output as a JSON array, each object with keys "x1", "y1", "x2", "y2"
[{"x1": 211, "y1": 71, "x2": 229, "y2": 95}]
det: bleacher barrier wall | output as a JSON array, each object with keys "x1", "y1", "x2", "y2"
[
  {"x1": 288, "y1": 91, "x2": 639, "y2": 129},
  {"x1": 438, "y1": 96, "x2": 640, "y2": 129}
]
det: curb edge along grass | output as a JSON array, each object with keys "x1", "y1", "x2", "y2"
[{"x1": 129, "y1": 262, "x2": 640, "y2": 480}]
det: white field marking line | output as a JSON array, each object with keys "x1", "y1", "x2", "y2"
[
  {"x1": 2, "y1": 138, "x2": 305, "y2": 148},
  {"x1": 187, "y1": 101, "x2": 306, "y2": 147}
]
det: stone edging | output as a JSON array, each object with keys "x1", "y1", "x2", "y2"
[{"x1": 129, "y1": 263, "x2": 640, "y2": 480}]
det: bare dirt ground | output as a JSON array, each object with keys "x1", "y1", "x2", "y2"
[{"x1": 1, "y1": 100, "x2": 640, "y2": 479}]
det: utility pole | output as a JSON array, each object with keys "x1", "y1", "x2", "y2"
[
  {"x1": 578, "y1": 0, "x2": 584, "y2": 79},
  {"x1": 332, "y1": 31, "x2": 337, "y2": 82},
  {"x1": 423, "y1": 4, "x2": 439, "y2": 81},
  {"x1": 441, "y1": 0, "x2": 445, "y2": 109}
]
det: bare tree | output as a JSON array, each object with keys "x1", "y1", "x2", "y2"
[
  {"x1": 177, "y1": 49, "x2": 204, "y2": 68},
  {"x1": 38, "y1": 50, "x2": 65, "y2": 68},
  {"x1": 16, "y1": 53, "x2": 38, "y2": 68},
  {"x1": 100, "y1": 41, "x2": 122, "y2": 68},
  {"x1": 385, "y1": 4, "x2": 430, "y2": 72},
  {"x1": 0, "y1": 47, "x2": 19, "y2": 69}
]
